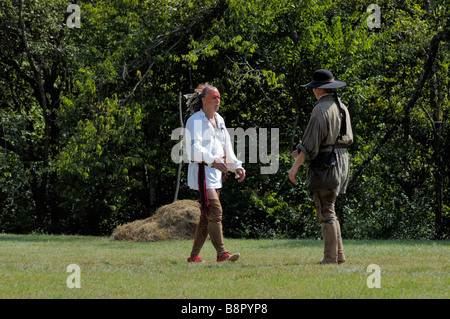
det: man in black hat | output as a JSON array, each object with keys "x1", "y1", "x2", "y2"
[{"x1": 288, "y1": 69, "x2": 353, "y2": 264}]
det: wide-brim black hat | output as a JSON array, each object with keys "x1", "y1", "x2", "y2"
[{"x1": 301, "y1": 69, "x2": 346, "y2": 89}]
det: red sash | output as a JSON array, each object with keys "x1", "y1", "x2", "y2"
[{"x1": 198, "y1": 162, "x2": 210, "y2": 216}]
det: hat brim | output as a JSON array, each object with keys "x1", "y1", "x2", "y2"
[{"x1": 301, "y1": 79, "x2": 347, "y2": 89}]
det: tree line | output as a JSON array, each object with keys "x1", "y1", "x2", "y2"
[{"x1": 0, "y1": 0, "x2": 449, "y2": 239}]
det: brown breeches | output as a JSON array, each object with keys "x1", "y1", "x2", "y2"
[
  {"x1": 190, "y1": 198, "x2": 227, "y2": 258},
  {"x1": 313, "y1": 189, "x2": 345, "y2": 264}
]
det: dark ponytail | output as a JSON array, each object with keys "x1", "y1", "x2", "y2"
[
  {"x1": 187, "y1": 84, "x2": 216, "y2": 114},
  {"x1": 333, "y1": 91, "x2": 347, "y2": 140}
]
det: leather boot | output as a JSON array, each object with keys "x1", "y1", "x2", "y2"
[
  {"x1": 336, "y1": 219, "x2": 345, "y2": 264},
  {"x1": 319, "y1": 221, "x2": 338, "y2": 264}
]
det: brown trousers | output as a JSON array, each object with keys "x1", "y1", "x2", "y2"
[
  {"x1": 190, "y1": 199, "x2": 227, "y2": 258},
  {"x1": 313, "y1": 189, "x2": 345, "y2": 264}
]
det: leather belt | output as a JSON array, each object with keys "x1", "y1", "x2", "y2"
[{"x1": 319, "y1": 144, "x2": 347, "y2": 152}]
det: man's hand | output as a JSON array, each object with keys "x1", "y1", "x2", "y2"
[
  {"x1": 212, "y1": 157, "x2": 228, "y2": 174},
  {"x1": 236, "y1": 168, "x2": 246, "y2": 183},
  {"x1": 288, "y1": 166, "x2": 299, "y2": 185},
  {"x1": 288, "y1": 148, "x2": 305, "y2": 185},
  {"x1": 291, "y1": 140, "x2": 302, "y2": 158}
]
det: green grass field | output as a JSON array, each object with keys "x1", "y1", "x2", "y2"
[{"x1": 0, "y1": 234, "x2": 448, "y2": 299}]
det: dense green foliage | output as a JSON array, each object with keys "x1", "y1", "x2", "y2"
[{"x1": 1, "y1": 0, "x2": 449, "y2": 238}]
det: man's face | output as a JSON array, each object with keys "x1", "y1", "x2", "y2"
[
  {"x1": 313, "y1": 88, "x2": 326, "y2": 100},
  {"x1": 202, "y1": 88, "x2": 221, "y2": 113}
]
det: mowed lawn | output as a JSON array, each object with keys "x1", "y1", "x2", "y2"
[{"x1": 0, "y1": 234, "x2": 448, "y2": 299}]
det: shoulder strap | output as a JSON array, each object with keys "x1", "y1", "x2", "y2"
[{"x1": 333, "y1": 91, "x2": 346, "y2": 144}]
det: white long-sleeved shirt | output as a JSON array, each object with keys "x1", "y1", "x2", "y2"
[{"x1": 185, "y1": 109, "x2": 243, "y2": 190}]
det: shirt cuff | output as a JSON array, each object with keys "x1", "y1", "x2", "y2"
[{"x1": 297, "y1": 143, "x2": 311, "y2": 162}]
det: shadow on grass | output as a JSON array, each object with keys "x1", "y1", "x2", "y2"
[
  {"x1": 0, "y1": 233, "x2": 100, "y2": 243},
  {"x1": 255, "y1": 238, "x2": 450, "y2": 249},
  {"x1": 1, "y1": 233, "x2": 448, "y2": 248},
  {"x1": 191, "y1": 261, "x2": 316, "y2": 269}
]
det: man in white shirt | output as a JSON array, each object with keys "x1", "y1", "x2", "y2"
[{"x1": 185, "y1": 84, "x2": 245, "y2": 263}]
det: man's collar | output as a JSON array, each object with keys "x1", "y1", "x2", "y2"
[
  {"x1": 199, "y1": 109, "x2": 220, "y2": 128},
  {"x1": 318, "y1": 93, "x2": 332, "y2": 100}
]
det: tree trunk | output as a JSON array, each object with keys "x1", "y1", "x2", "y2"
[
  {"x1": 144, "y1": 164, "x2": 157, "y2": 212},
  {"x1": 430, "y1": 62, "x2": 445, "y2": 239}
]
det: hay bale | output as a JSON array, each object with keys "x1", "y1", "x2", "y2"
[{"x1": 112, "y1": 199, "x2": 201, "y2": 242}]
